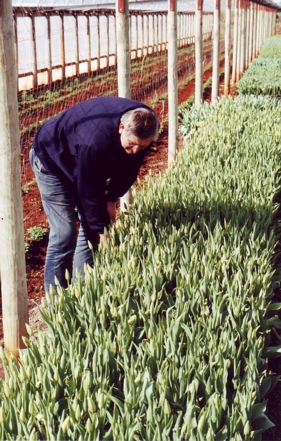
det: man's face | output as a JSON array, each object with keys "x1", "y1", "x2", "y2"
[{"x1": 119, "y1": 123, "x2": 153, "y2": 155}]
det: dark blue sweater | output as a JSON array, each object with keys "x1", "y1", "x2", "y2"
[{"x1": 33, "y1": 96, "x2": 151, "y2": 234}]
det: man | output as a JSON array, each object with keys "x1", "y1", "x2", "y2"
[{"x1": 30, "y1": 96, "x2": 159, "y2": 293}]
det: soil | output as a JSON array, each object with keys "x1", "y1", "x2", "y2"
[{"x1": 1, "y1": 40, "x2": 281, "y2": 439}]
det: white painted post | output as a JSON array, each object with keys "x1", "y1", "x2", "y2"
[
  {"x1": 187, "y1": 14, "x2": 191, "y2": 44},
  {"x1": 248, "y1": 1, "x2": 254, "y2": 65},
  {"x1": 145, "y1": 13, "x2": 149, "y2": 55},
  {"x1": 253, "y1": 2, "x2": 258, "y2": 58},
  {"x1": 75, "y1": 13, "x2": 79, "y2": 76},
  {"x1": 160, "y1": 14, "x2": 164, "y2": 51},
  {"x1": 240, "y1": 0, "x2": 246, "y2": 74},
  {"x1": 179, "y1": 13, "x2": 182, "y2": 48},
  {"x1": 60, "y1": 12, "x2": 66, "y2": 80},
  {"x1": 116, "y1": 0, "x2": 133, "y2": 209},
  {"x1": 151, "y1": 14, "x2": 155, "y2": 53},
  {"x1": 257, "y1": 4, "x2": 262, "y2": 54},
  {"x1": 237, "y1": 0, "x2": 242, "y2": 80},
  {"x1": 0, "y1": 0, "x2": 29, "y2": 358},
  {"x1": 273, "y1": 9, "x2": 277, "y2": 36},
  {"x1": 96, "y1": 15, "x2": 101, "y2": 71},
  {"x1": 195, "y1": 0, "x2": 203, "y2": 106},
  {"x1": 224, "y1": 0, "x2": 231, "y2": 96},
  {"x1": 139, "y1": 15, "x2": 143, "y2": 57},
  {"x1": 192, "y1": 14, "x2": 195, "y2": 44},
  {"x1": 47, "y1": 13, "x2": 52, "y2": 83},
  {"x1": 168, "y1": 0, "x2": 178, "y2": 166},
  {"x1": 31, "y1": 13, "x2": 38, "y2": 89},
  {"x1": 13, "y1": 13, "x2": 19, "y2": 92},
  {"x1": 87, "y1": 13, "x2": 91, "y2": 73},
  {"x1": 116, "y1": 2, "x2": 130, "y2": 99},
  {"x1": 245, "y1": 0, "x2": 250, "y2": 69},
  {"x1": 212, "y1": 0, "x2": 220, "y2": 104},
  {"x1": 155, "y1": 14, "x2": 158, "y2": 51},
  {"x1": 105, "y1": 14, "x2": 109, "y2": 68}
]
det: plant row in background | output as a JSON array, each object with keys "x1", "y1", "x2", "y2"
[
  {"x1": 1, "y1": 95, "x2": 281, "y2": 440},
  {"x1": 237, "y1": 35, "x2": 281, "y2": 96}
]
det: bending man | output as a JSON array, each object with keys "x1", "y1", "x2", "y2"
[{"x1": 30, "y1": 96, "x2": 160, "y2": 293}]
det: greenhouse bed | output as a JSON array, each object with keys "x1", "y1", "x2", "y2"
[
  {"x1": 1, "y1": 96, "x2": 281, "y2": 440},
  {"x1": 237, "y1": 35, "x2": 281, "y2": 96}
]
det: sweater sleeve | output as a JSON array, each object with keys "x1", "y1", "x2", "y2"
[
  {"x1": 76, "y1": 144, "x2": 110, "y2": 234},
  {"x1": 105, "y1": 150, "x2": 145, "y2": 202}
]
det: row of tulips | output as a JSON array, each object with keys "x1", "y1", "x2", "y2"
[
  {"x1": 237, "y1": 35, "x2": 281, "y2": 96},
  {"x1": 1, "y1": 95, "x2": 281, "y2": 440}
]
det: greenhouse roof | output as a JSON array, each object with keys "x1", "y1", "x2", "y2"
[
  {"x1": 11, "y1": 0, "x2": 204, "y2": 11},
  {"x1": 12, "y1": 0, "x2": 280, "y2": 11}
]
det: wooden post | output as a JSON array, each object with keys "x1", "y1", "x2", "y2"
[
  {"x1": 195, "y1": 0, "x2": 203, "y2": 106},
  {"x1": 168, "y1": 0, "x2": 178, "y2": 166},
  {"x1": 224, "y1": 0, "x2": 231, "y2": 96},
  {"x1": 150, "y1": 14, "x2": 154, "y2": 53},
  {"x1": 46, "y1": 13, "x2": 52, "y2": 84},
  {"x1": 244, "y1": 0, "x2": 249, "y2": 68},
  {"x1": 237, "y1": 0, "x2": 242, "y2": 80},
  {"x1": 116, "y1": 0, "x2": 132, "y2": 209},
  {"x1": 116, "y1": 0, "x2": 130, "y2": 104},
  {"x1": 191, "y1": 14, "x2": 195, "y2": 43},
  {"x1": 159, "y1": 13, "x2": 163, "y2": 51},
  {"x1": 0, "y1": 0, "x2": 29, "y2": 358},
  {"x1": 255, "y1": 4, "x2": 259, "y2": 55},
  {"x1": 212, "y1": 0, "x2": 220, "y2": 104},
  {"x1": 177, "y1": 14, "x2": 182, "y2": 48},
  {"x1": 135, "y1": 14, "x2": 139, "y2": 58},
  {"x1": 257, "y1": 4, "x2": 261, "y2": 55},
  {"x1": 146, "y1": 13, "x2": 149, "y2": 55},
  {"x1": 114, "y1": 13, "x2": 117, "y2": 66},
  {"x1": 183, "y1": 14, "x2": 187, "y2": 45},
  {"x1": 139, "y1": 14, "x2": 143, "y2": 57},
  {"x1": 253, "y1": 2, "x2": 257, "y2": 58},
  {"x1": 96, "y1": 15, "x2": 100, "y2": 71},
  {"x1": 13, "y1": 13, "x2": 19, "y2": 93},
  {"x1": 60, "y1": 12, "x2": 66, "y2": 81},
  {"x1": 248, "y1": 1, "x2": 254, "y2": 65},
  {"x1": 75, "y1": 14, "x2": 79, "y2": 76},
  {"x1": 154, "y1": 14, "x2": 158, "y2": 53},
  {"x1": 164, "y1": 13, "x2": 167, "y2": 50},
  {"x1": 87, "y1": 14, "x2": 91, "y2": 73},
  {"x1": 105, "y1": 14, "x2": 109, "y2": 68},
  {"x1": 31, "y1": 13, "x2": 38, "y2": 89},
  {"x1": 161, "y1": 14, "x2": 166, "y2": 51},
  {"x1": 240, "y1": 0, "x2": 246, "y2": 74},
  {"x1": 273, "y1": 9, "x2": 277, "y2": 36}
]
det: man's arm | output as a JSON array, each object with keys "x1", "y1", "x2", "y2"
[
  {"x1": 106, "y1": 200, "x2": 116, "y2": 223},
  {"x1": 98, "y1": 200, "x2": 116, "y2": 247},
  {"x1": 105, "y1": 151, "x2": 145, "y2": 203}
]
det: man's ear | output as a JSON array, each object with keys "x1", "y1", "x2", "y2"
[{"x1": 119, "y1": 123, "x2": 124, "y2": 134}]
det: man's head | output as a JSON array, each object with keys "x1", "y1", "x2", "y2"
[{"x1": 119, "y1": 107, "x2": 160, "y2": 155}]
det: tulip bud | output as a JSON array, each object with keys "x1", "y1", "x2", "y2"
[{"x1": 61, "y1": 416, "x2": 71, "y2": 432}]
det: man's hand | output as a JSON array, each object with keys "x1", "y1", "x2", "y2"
[
  {"x1": 99, "y1": 201, "x2": 116, "y2": 248},
  {"x1": 99, "y1": 233, "x2": 111, "y2": 248},
  {"x1": 107, "y1": 201, "x2": 116, "y2": 223}
]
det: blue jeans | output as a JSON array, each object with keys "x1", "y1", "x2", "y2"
[{"x1": 30, "y1": 148, "x2": 99, "y2": 293}]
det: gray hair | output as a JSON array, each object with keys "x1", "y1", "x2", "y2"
[{"x1": 120, "y1": 107, "x2": 160, "y2": 141}]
